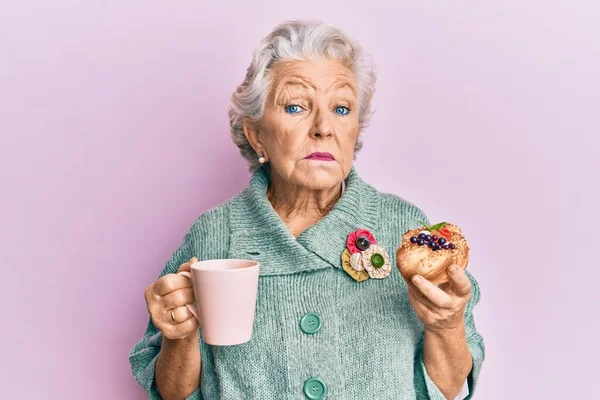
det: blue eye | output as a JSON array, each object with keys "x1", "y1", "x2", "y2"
[
  {"x1": 335, "y1": 106, "x2": 350, "y2": 116},
  {"x1": 285, "y1": 105, "x2": 304, "y2": 114}
]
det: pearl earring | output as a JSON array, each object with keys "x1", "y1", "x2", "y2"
[{"x1": 257, "y1": 152, "x2": 266, "y2": 164}]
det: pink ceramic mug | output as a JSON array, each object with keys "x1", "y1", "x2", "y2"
[{"x1": 177, "y1": 259, "x2": 260, "y2": 346}]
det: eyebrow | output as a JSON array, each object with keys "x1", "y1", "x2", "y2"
[
  {"x1": 272, "y1": 76, "x2": 357, "y2": 103},
  {"x1": 271, "y1": 77, "x2": 313, "y2": 104},
  {"x1": 328, "y1": 80, "x2": 356, "y2": 96},
  {"x1": 281, "y1": 82, "x2": 312, "y2": 94}
]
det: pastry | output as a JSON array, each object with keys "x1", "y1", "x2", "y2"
[{"x1": 396, "y1": 221, "x2": 469, "y2": 285}]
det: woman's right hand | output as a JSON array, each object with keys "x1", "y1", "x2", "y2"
[{"x1": 144, "y1": 257, "x2": 200, "y2": 340}]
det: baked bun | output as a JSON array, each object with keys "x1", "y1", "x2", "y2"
[{"x1": 396, "y1": 222, "x2": 469, "y2": 285}]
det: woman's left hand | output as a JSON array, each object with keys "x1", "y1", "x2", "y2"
[{"x1": 406, "y1": 265, "x2": 472, "y2": 332}]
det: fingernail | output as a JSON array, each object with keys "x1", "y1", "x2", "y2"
[
  {"x1": 449, "y1": 266, "x2": 458, "y2": 273},
  {"x1": 412, "y1": 275, "x2": 422, "y2": 284}
]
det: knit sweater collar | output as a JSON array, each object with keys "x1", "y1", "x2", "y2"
[{"x1": 228, "y1": 165, "x2": 381, "y2": 276}]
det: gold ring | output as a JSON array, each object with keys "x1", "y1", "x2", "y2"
[{"x1": 170, "y1": 309, "x2": 176, "y2": 324}]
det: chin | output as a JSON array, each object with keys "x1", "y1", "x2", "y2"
[{"x1": 295, "y1": 164, "x2": 343, "y2": 190}]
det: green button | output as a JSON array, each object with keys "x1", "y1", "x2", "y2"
[
  {"x1": 303, "y1": 378, "x2": 327, "y2": 400},
  {"x1": 300, "y1": 312, "x2": 322, "y2": 335},
  {"x1": 371, "y1": 253, "x2": 385, "y2": 268}
]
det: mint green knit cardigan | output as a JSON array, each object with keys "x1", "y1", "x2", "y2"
[{"x1": 129, "y1": 166, "x2": 485, "y2": 399}]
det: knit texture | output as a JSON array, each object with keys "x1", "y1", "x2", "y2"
[{"x1": 129, "y1": 166, "x2": 485, "y2": 399}]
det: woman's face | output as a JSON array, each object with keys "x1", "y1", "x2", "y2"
[{"x1": 246, "y1": 59, "x2": 360, "y2": 191}]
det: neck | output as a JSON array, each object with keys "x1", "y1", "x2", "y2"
[{"x1": 267, "y1": 173, "x2": 345, "y2": 237}]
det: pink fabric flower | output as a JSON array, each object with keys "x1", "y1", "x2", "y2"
[{"x1": 346, "y1": 228, "x2": 377, "y2": 254}]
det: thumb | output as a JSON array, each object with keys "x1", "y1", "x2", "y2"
[{"x1": 177, "y1": 256, "x2": 198, "y2": 273}]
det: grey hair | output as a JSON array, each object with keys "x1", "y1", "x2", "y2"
[{"x1": 229, "y1": 20, "x2": 377, "y2": 171}]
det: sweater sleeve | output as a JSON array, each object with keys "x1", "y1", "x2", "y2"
[
  {"x1": 414, "y1": 269, "x2": 486, "y2": 399},
  {"x1": 128, "y1": 229, "x2": 203, "y2": 400}
]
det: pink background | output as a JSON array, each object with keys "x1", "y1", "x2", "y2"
[{"x1": 2, "y1": 1, "x2": 598, "y2": 399}]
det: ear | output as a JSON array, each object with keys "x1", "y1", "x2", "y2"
[{"x1": 243, "y1": 118, "x2": 267, "y2": 158}]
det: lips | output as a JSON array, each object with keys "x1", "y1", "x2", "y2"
[{"x1": 304, "y1": 152, "x2": 335, "y2": 161}]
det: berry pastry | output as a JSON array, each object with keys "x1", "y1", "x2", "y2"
[{"x1": 396, "y1": 221, "x2": 469, "y2": 285}]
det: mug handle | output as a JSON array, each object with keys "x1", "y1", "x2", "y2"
[{"x1": 177, "y1": 271, "x2": 200, "y2": 322}]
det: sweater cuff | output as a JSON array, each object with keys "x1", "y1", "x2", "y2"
[
  {"x1": 419, "y1": 352, "x2": 469, "y2": 400},
  {"x1": 130, "y1": 341, "x2": 202, "y2": 400},
  {"x1": 184, "y1": 387, "x2": 202, "y2": 400},
  {"x1": 415, "y1": 347, "x2": 452, "y2": 400},
  {"x1": 415, "y1": 336, "x2": 483, "y2": 400},
  {"x1": 130, "y1": 350, "x2": 163, "y2": 400}
]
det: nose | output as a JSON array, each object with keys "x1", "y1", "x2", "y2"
[{"x1": 309, "y1": 106, "x2": 334, "y2": 139}]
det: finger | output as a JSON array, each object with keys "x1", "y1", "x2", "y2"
[
  {"x1": 407, "y1": 287, "x2": 437, "y2": 325},
  {"x1": 411, "y1": 275, "x2": 453, "y2": 308},
  {"x1": 167, "y1": 305, "x2": 193, "y2": 325},
  {"x1": 154, "y1": 274, "x2": 192, "y2": 296},
  {"x1": 407, "y1": 286, "x2": 430, "y2": 315},
  {"x1": 178, "y1": 315, "x2": 199, "y2": 334},
  {"x1": 177, "y1": 257, "x2": 199, "y2": 273},
  {"x1": 447, "y1": 265, "x2": 472, "y2": 296},
  {"x1": 165, "y1": 315, "x2": 199, "y2": 340},
  {"x1": 161, "y1": 287, "x2": 195, "y2": 309},
  {"x1": 407, "y1": 283, "x2": 439, "y2": 311}
]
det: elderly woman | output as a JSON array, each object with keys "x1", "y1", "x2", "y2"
[{"x1": 129, "y1": 20, "x2": 485, "y2": 400}]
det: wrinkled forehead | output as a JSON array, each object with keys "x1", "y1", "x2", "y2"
[{"x1": 268, "y1": 60, "x2": 357, "y2": 101}]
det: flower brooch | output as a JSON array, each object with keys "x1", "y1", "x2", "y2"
[{"x1": 341, "y1": 228, "x2": 391, "y2": 282}]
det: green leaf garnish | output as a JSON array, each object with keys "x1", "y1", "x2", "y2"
[
  {"x1": 430, "y1": 222, "x2": 447, "y2": 231},
  {"x1": 417, "y1": 220, "x2": 447, "y2": 232},
  {"x1": 418, "y1": 220, "x2": 431, "y2": 230}
]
